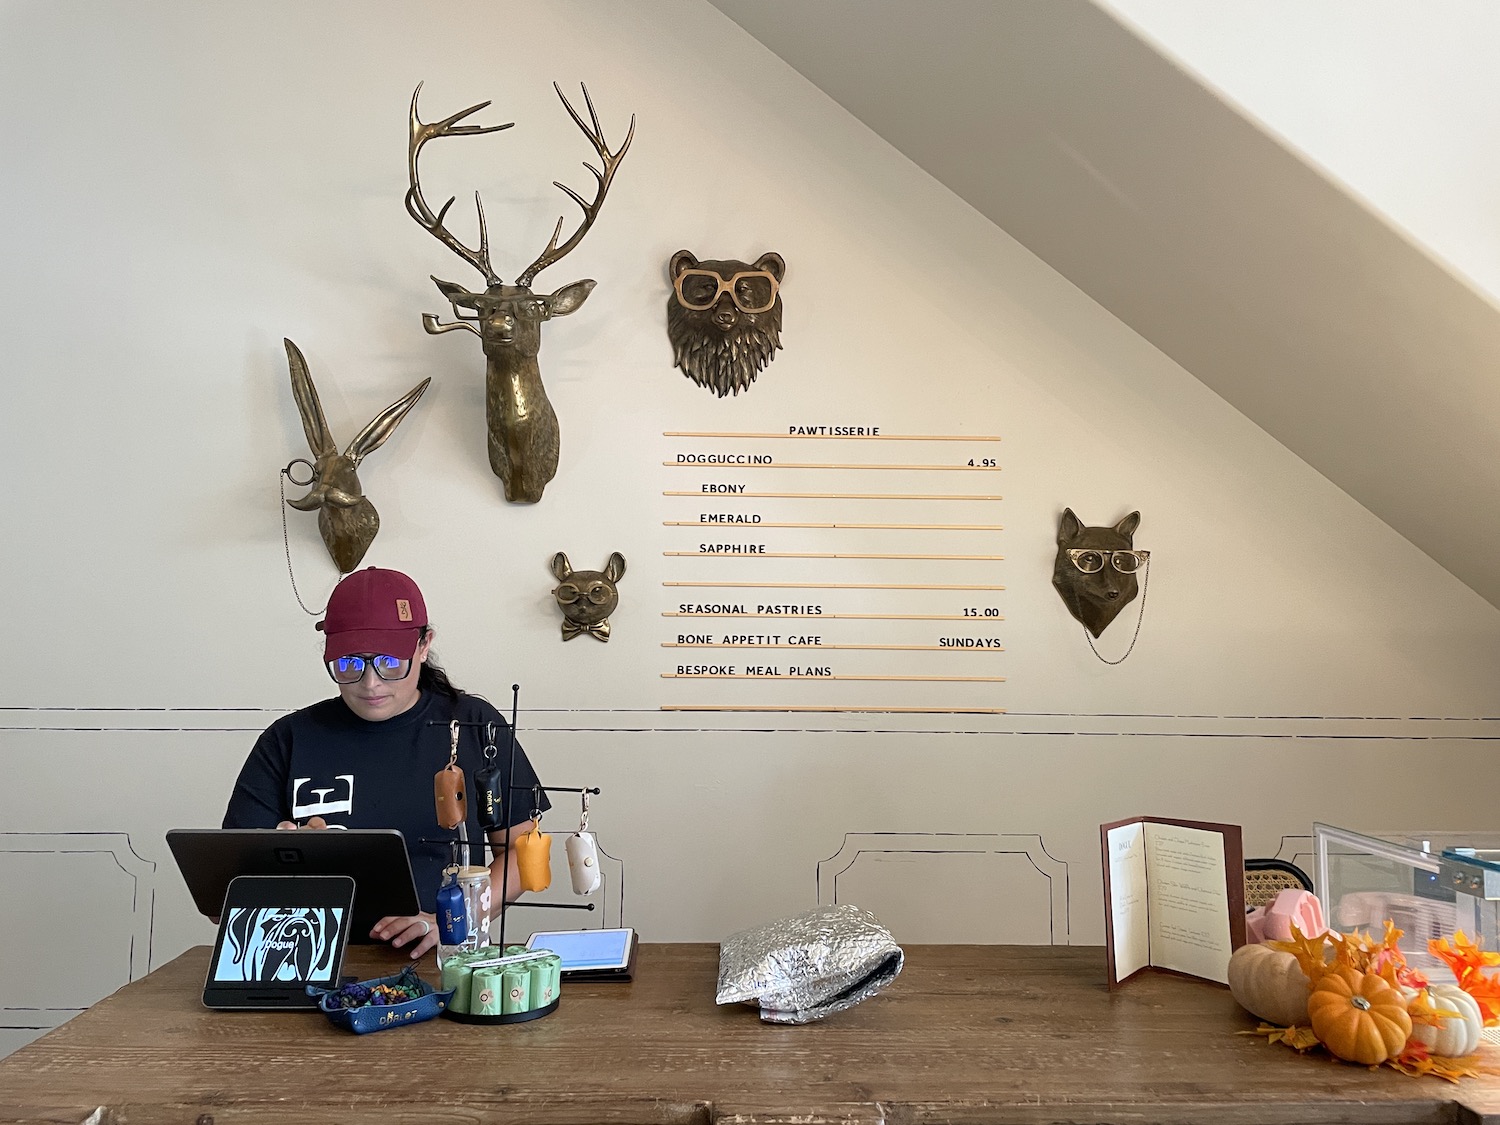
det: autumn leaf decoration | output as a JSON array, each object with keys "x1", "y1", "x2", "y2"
[
  {"x1": 1253, "y1": 1022, "x2": 1322, "y2": 1052},
  {"x1": 1387, "y1": 1038, "x2": 1482, "y2": 1083},
  {"x1": 1245, "y1": 922, "x2": 1488, "y2": 1081},
  {"x1": 1268, "y1": 921, "x2": 1428, "y2": 991},
  {"x1": 1430, "y1": 931, "x2": 1500, "y2": 1025},
  {"x1": 1268, "y1": 921, "x2": 1338, "y2": 985}
]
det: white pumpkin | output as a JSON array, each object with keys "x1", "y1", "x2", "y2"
[
  {"x1": 1228, "y1": 943, "x2": 1312, "y2": 1027},
  {"x1": 1405, "y1": 984, "x2": 1484, "y2": 1057}
]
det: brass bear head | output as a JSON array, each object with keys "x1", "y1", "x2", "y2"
[{"x1": 667, "y1": 250, "x2": 785, "y2": 397}]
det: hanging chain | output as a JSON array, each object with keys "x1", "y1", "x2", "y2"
[
  {"x1": 1085, "y1": 562, "x2": 1150, "y2": 666},
  {"x1": 279, "y1": 464, "x2": 333, "y2": 617}
]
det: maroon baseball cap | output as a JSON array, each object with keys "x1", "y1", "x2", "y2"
[{"x1": 316, "y1": 567, "x2": 428, "y2": 661}]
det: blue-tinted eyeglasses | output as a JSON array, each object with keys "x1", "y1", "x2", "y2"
[{"x1": 325, "y1": 653, "x2": 414, "y2": 685}]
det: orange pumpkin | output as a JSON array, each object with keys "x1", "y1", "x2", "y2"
[{"x1": 1307, "y1": 967, "x2": 1412, "y2": 1065}]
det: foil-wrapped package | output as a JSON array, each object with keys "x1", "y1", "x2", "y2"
[{"x1": 716, "y1": 904, "x2": 904, "y2": 1024}]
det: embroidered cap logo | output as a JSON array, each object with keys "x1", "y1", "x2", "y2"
[{"x1": 396, "y1": 599, "x2": 412, "y2": 622}]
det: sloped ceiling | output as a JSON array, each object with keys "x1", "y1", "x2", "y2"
[{"x1": 708, "y1": 0, "x2": 1500, "y2": 609}]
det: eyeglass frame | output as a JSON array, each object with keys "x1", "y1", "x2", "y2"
[
  {"x1": 1065, "y1": 548, "x2": 1150, "y2": 574},
  {"x1": 324, "y1": 652, "x2": 417, "y2": 685},
  {"x1": 553, "y1": 582, "x2": 613, "y2": 606},
  {"x1": 672, "y1": 268, "x2": 781, "y2": 314}
]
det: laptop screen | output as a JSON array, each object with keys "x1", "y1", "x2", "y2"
[{"x1": 167, "y1": 828, "x2": 418, "y2": 944}]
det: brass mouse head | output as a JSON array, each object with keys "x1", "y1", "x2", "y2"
[
  {"x1": 1051, "y1": 509, "x2": 1147, "y2": 638},
  {"x1": 551, "y1": 552, "x2": 626, "y2": 641}
]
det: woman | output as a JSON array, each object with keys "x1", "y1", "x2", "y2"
[{"x1": 223, "y1": 566, "x2": 548, "y2": 959}]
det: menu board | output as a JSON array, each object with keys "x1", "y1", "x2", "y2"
[{"x1": 659, "y1": 426, "x2": 1005, "y2": 713}]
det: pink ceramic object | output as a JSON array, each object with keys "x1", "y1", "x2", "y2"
[
  {"x1": 1257, "y1": 889, "x2": 1327, "y2": 943},
  {"x1": 1246, "y1": 907, "x2": 1268, "y2": 943}
]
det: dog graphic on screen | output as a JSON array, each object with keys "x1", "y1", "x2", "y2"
[
  {"x1": 1051, "y1": 509, "x2": 1147, "y2": 638},
  {"x1": 219, "y1": 907, "x2": 340, "y2": 982}
]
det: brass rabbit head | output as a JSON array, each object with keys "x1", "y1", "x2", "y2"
[
  {"x1": 550, "y1": 552, "x2": 625, "y2": 642},
  {"x1": 282, "y1": 338, "x2": 429, "y2": 573}
]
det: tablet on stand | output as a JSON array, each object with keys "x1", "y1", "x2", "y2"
[
  {"x1": 202, "y1": 874, "x2": 355, "y2": 1010},
  {"x1": 525, "y1": 927, "x2": 637, "y2": 982}
]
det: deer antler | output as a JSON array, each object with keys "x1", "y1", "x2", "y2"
[
  {"x1": 515, "y1": 83, "x2": 635, "y2": 288},
  {"x1": 406, "y1": 82, "x2": 514, "y2": 288}
]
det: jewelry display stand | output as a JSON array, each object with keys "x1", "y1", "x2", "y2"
[{"x1": 424, "y1": 686, "x2": 599, "y2": 1023}]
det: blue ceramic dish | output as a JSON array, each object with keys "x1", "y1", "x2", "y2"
[{"x1": 309, "y1": 969, "x2": 455, "y2": 1035}]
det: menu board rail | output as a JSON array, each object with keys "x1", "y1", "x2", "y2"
[{"x1": 659, "y1": 426, "x2": 1003, "y2": 714}]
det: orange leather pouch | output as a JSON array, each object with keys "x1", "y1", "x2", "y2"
[
  {"x1": 434, "y1": 763, "x2": 467, "y2": 829},
  {"x1": 514, "y1": 825, "x2": 553, "y2": 892}
]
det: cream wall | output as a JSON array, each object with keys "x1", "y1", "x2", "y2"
[
  {"x1": 1103, "y1": 0, "x2": 1500, "y2": 305},
  {"x1": 3, "y1": 0, "x2": 1499, "y2": 1056}
]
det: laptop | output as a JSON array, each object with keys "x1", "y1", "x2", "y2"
[
  {"x1": 203, "y1": 874, "x2": 355, "y2": 1009},
  {"x1": 167, "y1": 828, "x2": 420, "y2": 942}
]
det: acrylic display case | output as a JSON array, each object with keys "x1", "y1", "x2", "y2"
[{"x1": 1313, "y1": 823, "x2": 1500, "y2": 982}]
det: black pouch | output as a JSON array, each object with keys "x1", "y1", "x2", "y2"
[{"x1": 475, "y1": 722, "x2": 506, "y2": 831}]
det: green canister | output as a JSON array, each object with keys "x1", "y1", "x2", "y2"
[
  {"x1": 441, "y1": 949, "x2": 480, "y2": 1014},
  {"x1": 443, "y1": 946, "x2": 504, "y2": 1014},
  {"x1": 470, "y1": 965, "x2": 508, "y2": 1016},
  {"x1": 528, "y1": 953, "x2": 561, "y2": 1008},
  {"x1": 547, "y1": 953, "x2": 562, "y2": 1004},
  {"x1": 500, "y1": 966, "x2": 532, "y2": 1014}
]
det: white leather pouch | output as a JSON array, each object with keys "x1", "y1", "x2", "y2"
[{"x1": 566, "y1": 831, "x2": 601, "y2": 895}]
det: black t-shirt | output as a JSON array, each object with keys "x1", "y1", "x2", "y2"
[{"x1": 223, "y1": 691, "x2": 549, "y2": 913}]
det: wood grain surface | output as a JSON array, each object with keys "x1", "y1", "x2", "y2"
[{"x1": 2, "y1": 943, "x2": 1497, "y2": 1125}]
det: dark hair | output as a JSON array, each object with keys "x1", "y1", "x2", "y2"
[{"x1": 416, "y1": 626, "x2": 464, "y2": 700}]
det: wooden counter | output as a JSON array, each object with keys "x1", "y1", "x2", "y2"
[{"x1": 3, "y1": 943, "x2": 1499, "y2": 1124}]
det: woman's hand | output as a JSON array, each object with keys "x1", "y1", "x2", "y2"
[
  {"x1": 274, "y1": 816, "x2": 328, "y2": 829},
  {"x1": 372, "y1": 912, "x2": 438, "y2": 959}
]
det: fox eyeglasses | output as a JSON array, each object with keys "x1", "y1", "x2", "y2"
[{"x1": 1066, "y1": 548, "x2": 1149, "y2": 575}]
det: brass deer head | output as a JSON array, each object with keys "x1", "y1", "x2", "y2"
[
  {"x1": 406, "y1": 83, "x2": 634, "y2": 504},
  {"x1": 282, "y1": 339, "x2": 429, "y2": 573}
]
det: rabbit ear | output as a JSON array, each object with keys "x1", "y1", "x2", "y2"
[
  {"x1": 345, "y1": 377, "x2": 431, "y2": 467},
  {"x1": 285, "y1": 339, "x2": 336, "y2": 459}
]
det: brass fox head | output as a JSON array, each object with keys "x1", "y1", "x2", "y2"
[{"x1": 1052, "y1": 509, "x2": 1144, "y2": 638}]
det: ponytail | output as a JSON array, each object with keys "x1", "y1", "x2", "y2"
[{"x1": 416, "y1": 627, "x2": 463, "y2": 700}]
